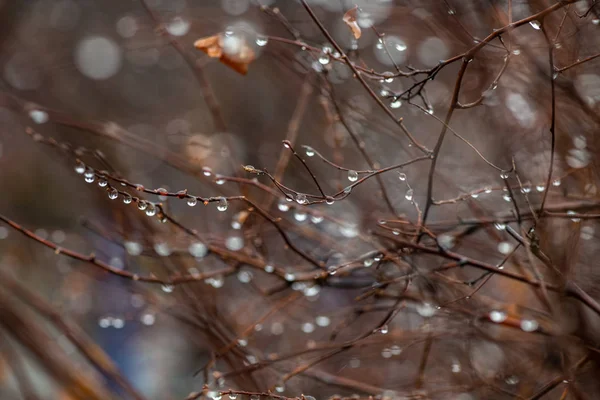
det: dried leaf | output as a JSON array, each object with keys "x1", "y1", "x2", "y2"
[
  {"x1": 194, "y1": 33, "x2": 256, "y2": 75},
  {"x1": 343, "y1": 6, "x2": 361, "y2": 39}
]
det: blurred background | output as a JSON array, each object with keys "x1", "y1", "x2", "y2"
[{"x1": 1, "y1": 0, "x2": 600, "y2": 399}]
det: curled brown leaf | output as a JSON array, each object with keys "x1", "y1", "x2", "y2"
[
  {"x1": 194, "y1": 33, "x2": 256, "y2": 75},
  {"x1": 343, "y1": 6, "x2": 361, "y2": 40}
]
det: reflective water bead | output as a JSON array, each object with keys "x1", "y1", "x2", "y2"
[
  {"x1": 264, "y1": 264, "x2": 275, "y2": 273},
  {"x1": 98, "y1": 179, "x2": 108, "y2": 187},
  {"x1": 379, "y1": 325, "x2": 389, "y2": 334},
  {"x1": 497, "y1": 241, "x2": 513, "y2": 254},
  {"x1": 390, "y1": 98, "x2": 402, "y2": 109},
  {"x1": 348, "y1": 169, "x2": 358, "y2": 182},
  {"x1": 277, "y1": 200, "x2": 290, "y2": 212},
  {"x1": 502, "y1": 193, "x2": 511, "y2": 202},
  {"x1": 305, "y1": 146, "x2": 315, "y2": 157},
  {"x1": 296, "y1": 193, "x2": 307, "y2": 204},
  {"x1": 225, "y1": 236, "x2": 244, "y2": 251},
  {"x1": 529, "y1": 20, "x2": 541, "y2": 30},
  {"x1": 390, "y1": 345, "x2": 401, "y2": 355},
  {"x1": 294, "y1": 211, "x2": 307, "y2": 222},
  {"x1": 202, "y1": 166, "x2": 212, "y2": 177},
  {"x1": 494, "y1": 222, "x2": 506, "y2": 230},
  {"x1": 189, "y1": 242, "x2": 207, "y2": 258},
  {"x1": 489, "y1": 310, "x2": 507, "y2": 323},
  {"x1": 500, "y1": 172, "x2": 509, "y2": 179},
  {"x1": 318, "y1": 53, "x2": 330, "y2": 65},
  {"x1": 416, "y1": 302, "x2": 436, "y2": 317},
  {"x1": 381, "y1": 348, "x2": 392, "y2": 358},
  {"x1": 229, "y1": 393, "x2": 238, "y2": 400},
  {"x1": 255, "y1": 35, "x2": 268, "y2": 46},
  {"x1": 567, "y1": 210, "x2": 580, "y2": 222},
  {"x1": 161, "y1": 284, "x2": 174, "y2": 293},
  {"x1": 108, "y1": 189, "x2": 118, "y2": 200},
  {"x1": 187, "y1": 197, "x2": 197, "y2": 207},
  {"x1": 552, "y1": 178, "x2": 561, "y2": 187},
  {"x1": 316, "y1": 315, "x2": 330, "y2": 327},
  {"x1": 302, "y1": 322, "x2": 315, "y2": 333},
  {"x1": 484, "y1": 187, "x2": 492, "y2": 194},
  {"x1": 405, "y1": 188, "x2": 414, "y2": 201},
  {"x1": 363, "y1": 258, "x2": 373, "y2": 267},
  {"x1": 215, "y1": 175, "x2": 225, "y2": 185},
  {"x1": 343, "y1": 186, "x2": 352, "y2": 194},
  {"x1": 284, "y1": 272, "x2": 296, "y2": 282},
  {"x1": 325, "y1": 196, "x2": 335, "y2": 205},
  {"x1": 123, "y1": 194, "x2": 132, "y2": 204},
  {"x1": 29, "y1": 109, "x2": 49, "y2": 124},
  {"x1": 217, "y1": 197, "x2": 228, "y2": 211},
  {"x1": 274, "y1": 382, "x2": 285, "y2": 393},
  {"x1": 383, "y1": 71, "x2": 394, "y2": 83},
  {"x1": 536, "y1": 185, "x2": 545, "y2": 192},
  {"x1": 520, "y1": 319, "x2": 538, "y2": 332},
  {"x1": 310, "y1": 214, "x2": 324, "y2": 224},
  {"x1": 74, "y1": 162, "x2": 86, "y2": 174},
  {"x1": 137, "y1": 201, "x2": 148, "y2": 211},
  {"x1": 83, "y1": 174, "x2": 93, "y2": 183}
]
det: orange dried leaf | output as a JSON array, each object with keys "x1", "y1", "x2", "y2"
[
  {"x1": 343, "y1": 6, "x2": 361, "y2": 39},
  {"x1": 194, "y1": 33, "x2": 256, "y2": 75}
]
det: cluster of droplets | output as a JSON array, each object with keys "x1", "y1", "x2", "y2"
[
  {"x1": 98, "y1": 316, "x2": 126, "y2": 329},
  {"x1": 381, "y1": 345, "x2": 402, "y2": 359}
]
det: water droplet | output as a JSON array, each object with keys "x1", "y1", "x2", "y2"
[
  {"x1": 494, "y1": 222, "x2": 506, "y2": 230},
  {"x1": 217, "y1": 197, "x2": 228, "y2": 211},
  {"x1": 124, "y1": 241, "x2": 142, "y2": 256},
  {"x1": 74, "y1": 162, "x2": 86, "y2": 174},
  {"x1": 520, "y1": 319, "x2": 538, "y2": 332},
  {"x1": 189, "y1": 242, "x2": 207, "y2": 258},
  {"x1": 325, "y1": 196, "x2": 335, "y2": 205},
  {"x1": 141, "y1": 313, "x2": 155, "y2": 326},
  {"x1": 264, "y1": 264, "x2": 275, "y2": 273},
  {"x1": 305, "y1": 146, "x2": 315, "y2": 157},
  {"x1": 552, "y1": 178, "x2": 561, "y2": 187},
  {"x1": 161, "y1": 284, "x2": 174, "y2": 293},
  {"x1": 471, "y1": 192, "x2": 479, "y2": 198},
  {"x1": 567, "y1": 210, "x2": 580, "y2": 222},
  {"x1": 383, "y1": 71, "x2": 394, "y2": 83},
  {"x1": 256, "y1": 35, "x2": 268, "y2": 46},
  {"x1": 187, "y1": 197, "x2": 197, "y2": 207},
  {"x1": 137, "y1": 201, "x2": 148, "y2": 211},
  {"x1": 316, "y1": 315, "x2": 330, "y2": 327},
  {"x1": 212, "y1": 393, "x2": 223, "y2": 400},
  {"x1": 348, "y1": 170, "x2": 358, "y2": 182},
  {"x1": 381, "y1": 348, "x2": 392, "y2": 358},
  {"x1": 536, "y1": 185, "x2": 545, "y2": 192},
  {"x1": 484, "y1": 187, "x2": 492, "y2": 194},
  {"x1": 390, "y1": 98, "x2": 402, "y2": 108},
  {"x1": 405, "y1": 188, "x2": 414, "y2": 201},
  {"x1": 363, "y1": 258, "x2": 373, "y2": 267},
  {"x1": 29, "y1": 109, "x2": 49, "y2": 124},
  {"x1": 284, "y1": 272, "x2": 296, "y2": 282},
  {"x1": 489, "y1": 310, "x2": 507, "y2": 323},
  {"x1": 296, "y1": 193, "x2": 307, "y2": 204},
  {"x1": 512, "y1": 49, "x2": 521, "y2": 55},
  {"x1": 310, "y1": 214, "x2": 324, "y2": 224},
  {"x1": 303, "y1": 285, "x2": 321, "y2": 297},
  {"x1": 274, "y1": 382, "x2": 285, "y2": 393},
  {"x1": 506, "y1": 375, "x2": 519, "y2": 385},
  {"x1": 229, "y1": 393, "x2": 238, "y2": 400},
  {"x1": 500, "y1": 172, "x2": 509, "y2": 179},
  {"x1": 302, "y1": 322, "x2": 315, "y2": 333},
  {"x1": 416, "y1": 302, "x2": 436, "y2": 317},
  {"x1": 225, "y1": 236, "x2": 244, "y2": 251},
  {"x1": 529, "y1": 20, "x2": 541, "y2": 30},
  {"x1": 343, "y1": 186, "x2": 352, "y2": 194},
  {"x1": 123, "y1": 194, "x2": 132, "y2": 204},
  {"x1": 215, "y1": 175, "x2": 225, "y2": 185},
  {"x1": 294, "y1": 211, "x2": 307, "y2": 222},
  {"x1": 379, "y1": 325, "x2": 389, "y2": 334},
  {"x1": 502, "y1": 193, "x2": 511, "y2": 202},
  {"x1": 112, "y1": 317, "x2": 125, "y2": 329},
  {"x1": 237, "y1": 270, "x2": 253, "y2": 283},
  {"x1": 318, "y1": 53, "x2": 330, "y2": 65},
  {"x1": 98, "y1": 179, "x2": 108, "y2": 187},
  {"x1": 398, "y1": 172, "x2": 406, "y2": 181},
  {"x1": 154, "y1": 242, "x2": 171, "y2": 256},
  {"x1": 278, "y1": 200, "x2": 290, "y2": 212},
  {"x1": 108, "y1": 189, "x2": 118, "y2": 200},
  {"x1": 451, "y1": 363, "x2": 461, "y2": 373},
  {"x1": 202, "y1": 166, "x2": 212, "y2": 177},
  {"x1": 98, "y1": 316, "x2": 111, "y2": 328},
  {"x1": 497, "y1": 241, "x2": 513, "y2": 254}
]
